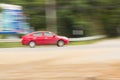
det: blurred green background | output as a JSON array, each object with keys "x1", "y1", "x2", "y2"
[{"x1": 0, "y1": 0, "x2": 120, "y2": 38}]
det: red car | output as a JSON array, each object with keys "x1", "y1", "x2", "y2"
[{"x1": 22, "y1": 31, "x2": 69, "y2": 48}]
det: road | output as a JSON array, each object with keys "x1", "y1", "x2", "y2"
[{"x1": 0, "y1": 39, "x2": 120, "y2": 80}]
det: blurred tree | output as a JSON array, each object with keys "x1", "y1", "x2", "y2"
[
  {"x1": 1, "y1": 0, "x2": 120, "y2": 37},
  {"x1": 99, "y1": 0, "x2": 120, "y2": 37},
  {"x1": 45, "y1": 0, "x2": 57, "y2": 33},
  {"x1": 57, "y1": 0, "x2": 120, "y2": 37},
  {"x1": 57, "y1": 0, "x2": 103, "y2": 37},
  {"x1": 21, "y1": 0, "x2": 45, "y2": 31}
]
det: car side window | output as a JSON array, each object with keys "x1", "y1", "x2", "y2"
[
  {"x1": 44, "y1": 32, "x2": 54, "y2": 37},
  {"x1": 33, "y1": 32, "x2": 42, "y2": 36}
]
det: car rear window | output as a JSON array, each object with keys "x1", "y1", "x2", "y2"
[{"x1": 33, "y1": 32, "x2": 42, "y2": 36}]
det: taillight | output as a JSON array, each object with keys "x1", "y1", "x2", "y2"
[{"x1": 22, "y1": 36, "x2": 26, "y2": 39}]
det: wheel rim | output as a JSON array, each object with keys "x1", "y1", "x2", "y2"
[
  {"x1": 58, "y1": 41, "x2": 64, "y2": 47},
  {"x1": 29, "y1": 42, "x2": 35, "y2": 47}
]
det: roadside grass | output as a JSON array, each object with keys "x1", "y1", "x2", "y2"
[
  {"x1": 0, "y1": 39, "x2": 104, "y2": 48},
  {"x1": 0, "y1": 42, "x2": 23, "y2": 48},
  {"x1": 69, "y1": 40, "x2": 98, "y2": 45}
]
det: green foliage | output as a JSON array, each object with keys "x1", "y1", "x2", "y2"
[
  {"x1": 0, "y1": 42, "x2": 23, "y2": 48},
  {"x1": 1, "y1": 0, "x2": 120, "y2": 37},
  {"x1": 21, "y1": 0, "x2": 46, "y2": 31},
  {"x1": 57, "y1": 0, "x2": 120, "y2": 37}
]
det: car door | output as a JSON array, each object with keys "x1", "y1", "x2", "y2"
[
  {"x1": 33, "y1": 32, "x2": 44, "y2": 45},
  {"x1": 44, "y1": 32, "x2": 57, "y2": 44}
]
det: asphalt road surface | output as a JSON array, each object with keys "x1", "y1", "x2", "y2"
[{"x1": 0, "y1": 38, "x2": 120, "y2": 80}]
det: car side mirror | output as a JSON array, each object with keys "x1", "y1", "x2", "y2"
[{"x1": 53, "y1": 35, "x2": 56, "y2": 37}]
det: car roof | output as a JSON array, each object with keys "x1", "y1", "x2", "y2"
[
  {"x1": 35, "y1": 31, "x2": 51, "y2": 33},
  {"x1": 31, "y1": 31, "x2": 55, "y2": 34}
]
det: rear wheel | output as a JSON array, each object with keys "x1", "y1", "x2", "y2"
[
  {"x1": 57, "y1": 40, "x2": 65, "y2": 47},
  {"x1": 29, "y1": 41, "x2": 36, "y2": 48}
]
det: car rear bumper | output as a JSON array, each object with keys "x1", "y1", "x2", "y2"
[{"x1": 22, "y1": 40, "x2": 29, "y2": 45}]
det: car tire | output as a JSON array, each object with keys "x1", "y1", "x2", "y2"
[
  {"x1": 57, "y1": 40, "x2": 65, "y2": 47},
  {"x1": 29, "y1": 41, "x2": 36, "y2": 48}
]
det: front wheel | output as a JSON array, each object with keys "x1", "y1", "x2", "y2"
[
  {"x1": 57, "y1": 40, "x2": 65, "y2": 47},
  {"x1": 29, "y1": 41, "x2": 36, "y2": 48}
]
